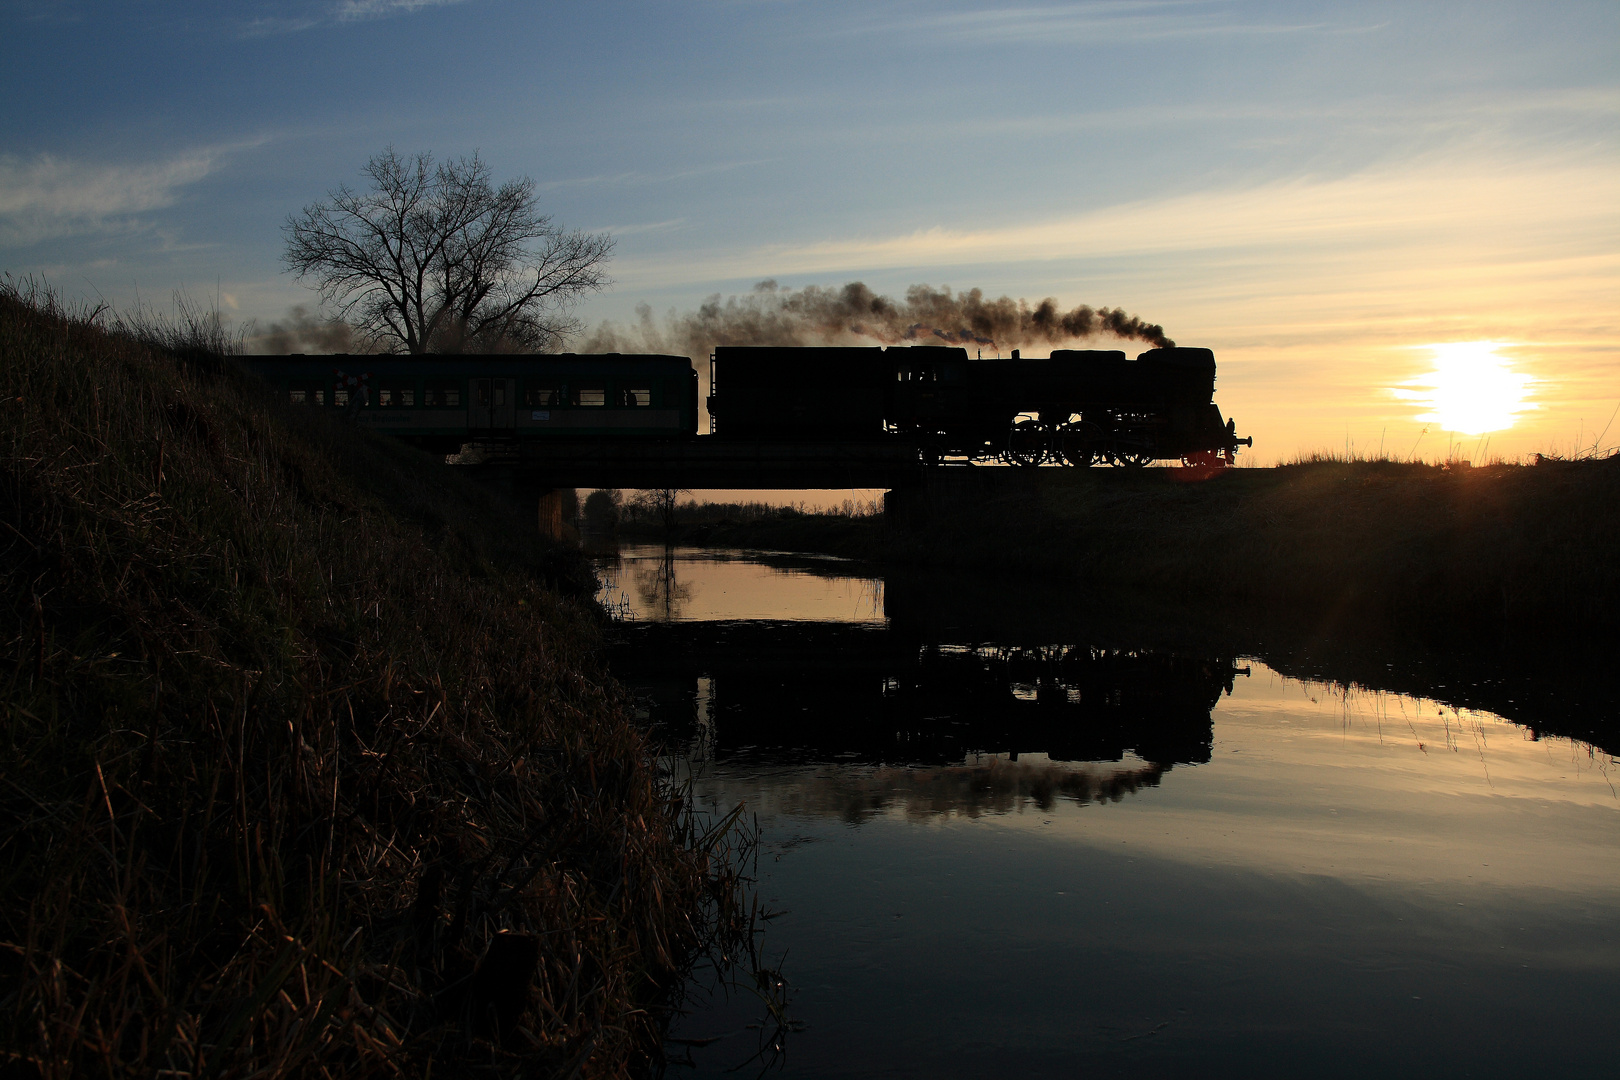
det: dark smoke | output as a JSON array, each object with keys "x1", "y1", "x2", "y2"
[
  {"x1": 581, "y1": 281, "x2": 1174, "y2": 360},
  {"x1": 244, "y1": 305, "x2": 365, "y2": 354}
]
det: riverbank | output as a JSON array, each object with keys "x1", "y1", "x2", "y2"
[
  {"x1": 624, "y1": 457, "x2": 1620, "y2": 637},
  {"x1": 1, "y1": 284, "x2": 747, "y2": 1077}
]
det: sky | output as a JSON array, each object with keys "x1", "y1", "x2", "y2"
[{"x1": 3, "y1": 0, "x2": 1617, "y2": 464}]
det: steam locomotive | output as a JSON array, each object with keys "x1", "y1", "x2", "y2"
[
  {"x1": 708, "y1": 344, "x2": 1252, "y2": 466},
  {"x1": 245, "y1": 343, "x2": 1249, "y2": 466}
]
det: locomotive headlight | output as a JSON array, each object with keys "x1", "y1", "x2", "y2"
[{"x1": 1393, "y1": 342, "x2": 1536, "y2": 436}]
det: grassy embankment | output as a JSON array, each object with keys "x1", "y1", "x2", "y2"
[
  {"x1": 634, "y1": 458, "x2": 1620, "y2": 637},
  {"x1": 1, "y1": 284, "x2": 753, "y2": 1077}
]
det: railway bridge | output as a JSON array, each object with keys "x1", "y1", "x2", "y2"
[
  {"x1": 456, "y1": 436, "x2": 927, "y2": 490},
  {"x1": 449, "y1": 435, "x2": 965, "y2": 534}
]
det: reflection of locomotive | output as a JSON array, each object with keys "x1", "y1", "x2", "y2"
[
  {"x1": 708, "y1": 344, "x2": 1253, "y2": 466},
  {"x1": 610, "y1": 621, "x2": 1240, "y2": 766}
]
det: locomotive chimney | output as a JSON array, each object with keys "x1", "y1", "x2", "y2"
[{"x1": 1011, "y1": 348, "x2": 1020, "y2": 360}]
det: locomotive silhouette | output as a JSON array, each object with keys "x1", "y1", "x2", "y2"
[{"x1": 708, "y1": 344, "x2": 1252, "y2": 466}]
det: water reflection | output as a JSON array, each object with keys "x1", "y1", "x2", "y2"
[
  {"x1": 596, "y1": 545, "x2": 882, "y2": 623},
  {"x1": 702, "y1": 755, "x2": 1175, "y2": 825},
  {"x1": 630, "y1": 548, "x2": 691, "y2": 620},
  {"x1": 617, "y1": 623, "x2": 1238, "y2": 770},
  {"x1": 594, "y1": 546, "x2": 1620, "y2": 1078}
]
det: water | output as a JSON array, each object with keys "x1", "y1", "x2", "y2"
[{"x1": 597, "y1": 545, "x2": 1620, "y2": 1078}]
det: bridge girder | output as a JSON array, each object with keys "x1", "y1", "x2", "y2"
[{"x1": 456, "y1": 438, "x2": 927, "y2": 490}]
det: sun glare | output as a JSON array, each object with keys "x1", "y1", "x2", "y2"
[{"x1": 1393, "y1": 342, "x2": 1535, "y2": 436}]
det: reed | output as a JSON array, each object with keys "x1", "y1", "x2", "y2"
[{"x1": 0, "y1": 279, "x2": 754, "y2": 1077}]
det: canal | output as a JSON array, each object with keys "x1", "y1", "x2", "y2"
[{"x1": 597, "y1": 545, "x2": 1619, "y2": 1078}]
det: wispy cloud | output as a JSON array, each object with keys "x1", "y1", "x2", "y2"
[
  {"x1": 239, "y1": 15, "x2": 323, "y2": 36},
  {"x1": 333, "y1": 0, "x2": 471, "y2": 22},
  {"x1": 240, "y1": 0, "x2": 473, "y2": 37},
  {"x1": 585, "y1": 218, "x2": 688, "y2": 238},
  {"x1": 612, "y1": 154, "x2": 1619, "y2": 287},
  {"x1": 538, "y1": 159, "x2": 776, "y2": 192},
  {"x1": 882, "y1": 84, "x2": 1620, "y2": 143},
  {"x1": 868, "y1": 1, "x2": 1384, "y2": 45},
  {"x1": 0, "y1": 149, "x2": 225, "y2": 247}
]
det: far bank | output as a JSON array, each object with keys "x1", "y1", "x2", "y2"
[{"x1": 614, "y1": 458, "x2": 1620, "y2": 638}]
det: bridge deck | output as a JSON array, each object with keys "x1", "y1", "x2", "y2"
[{"x1": 460, "y1": 437, "x2": 928, "y2": 489}]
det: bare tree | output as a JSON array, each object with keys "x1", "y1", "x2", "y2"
[
  {"x1": 283, "y1": 149, "x2": 613, "y2": 353},
  {"x1": 631, "y1": 488, "x2": 688, "y2": 534}
]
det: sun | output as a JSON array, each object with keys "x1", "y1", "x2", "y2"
[{"x1": 1392, "y1": 342, "x2": 1536, "y2": 436}]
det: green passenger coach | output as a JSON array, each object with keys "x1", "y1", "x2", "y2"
[{"x1": 245, "y1": 353, "x2": 700, "y2": 454}]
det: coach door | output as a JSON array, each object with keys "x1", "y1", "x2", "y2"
[{"x1": 470, "y1": 378, "x2": 517, "y2": 432}]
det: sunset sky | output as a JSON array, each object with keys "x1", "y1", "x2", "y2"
[{"x1": 3, "y1": 0, "x2": 1616, "y2": 463}]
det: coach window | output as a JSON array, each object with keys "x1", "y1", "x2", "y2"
[
  {"x1": 576, "y1": 385, "x2": 606, "y2": 407},
  {"x1": 525, "y1": 383, "x2": 561, "y2": 407},
  {"x1": 619, "y1": 387, "x2": 650, "y2": 407},
  {"x1": 424, "y1": 383, "x2": 461, "y2": 407}
]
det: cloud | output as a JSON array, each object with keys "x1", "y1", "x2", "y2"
[
  {"x1": 537, "y1": 158, "x2": 775, "y2": 192},
  {"x1": 610, "y1": 153, "x2": 1620, "y2": 289},
  {"x1": 332, "y1": 0, "x2": 472, "y2": 21},
  {"x1": 582, "y1": 218, "x2": 688, "y2": 238},
  {"x1": 870, "y1": 1, "x2": 1383, "y2": 45},
  {"x1": 0, "y1": 150, "x2": 223, "y2": 247},
  {"x1": 241, "y1": 0, "x2": 473, "y2": 36},
  {"x1": 239, "y1": 15, "x2": 323, "y2": 36}
]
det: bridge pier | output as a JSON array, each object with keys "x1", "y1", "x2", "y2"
[
  {"x1": 883, "y1": 484, "x2": 930, "y2": 529},
  {"x1": 536, "y1": 487, "x2": 579, "y2": 543}
]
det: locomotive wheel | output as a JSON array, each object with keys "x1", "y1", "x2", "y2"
[
  {"x1": 1114, "y1": 447, "x2": 1153, "y2": 468},
  {"x1": 1006, "y1": 419, "x2": 1049, "y2": 466},
  {"x1": 1058, "y1": 421, "x2": 1103, "y2": 467}
]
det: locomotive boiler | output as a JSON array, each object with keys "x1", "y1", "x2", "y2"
[{"x1": 707, "y1": 344, "x2": 1251, "y2": 467}]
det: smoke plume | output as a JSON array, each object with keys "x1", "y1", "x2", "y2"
[
  {"x1": 244, "y1": 305, "x2": 365, "y2": 354},
  {"x1": 580, "y1": 280, "x2": 1174, "y2": 360}
]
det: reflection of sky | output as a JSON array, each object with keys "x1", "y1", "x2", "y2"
[
  {"x1": 676, "y1": 662, "x2": 1620, "y2": 1076},
  {"x1": 688, "y1": 664, "x2": 1619, "y2": 891},
  {"x1": 636, "y1": 549, "x2": 1620, "y2": 1075},
  {"x1": 597, "y1": 545, "x2": 884, "y2": 623}
]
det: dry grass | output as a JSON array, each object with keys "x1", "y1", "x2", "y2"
[{"x1": 0, "y1": 280, "x2": 754, "y2": 1078}]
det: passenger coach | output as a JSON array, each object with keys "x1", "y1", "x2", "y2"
[{"x1": 245, "y1": 353, "x2": 700, "y2": 454}]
